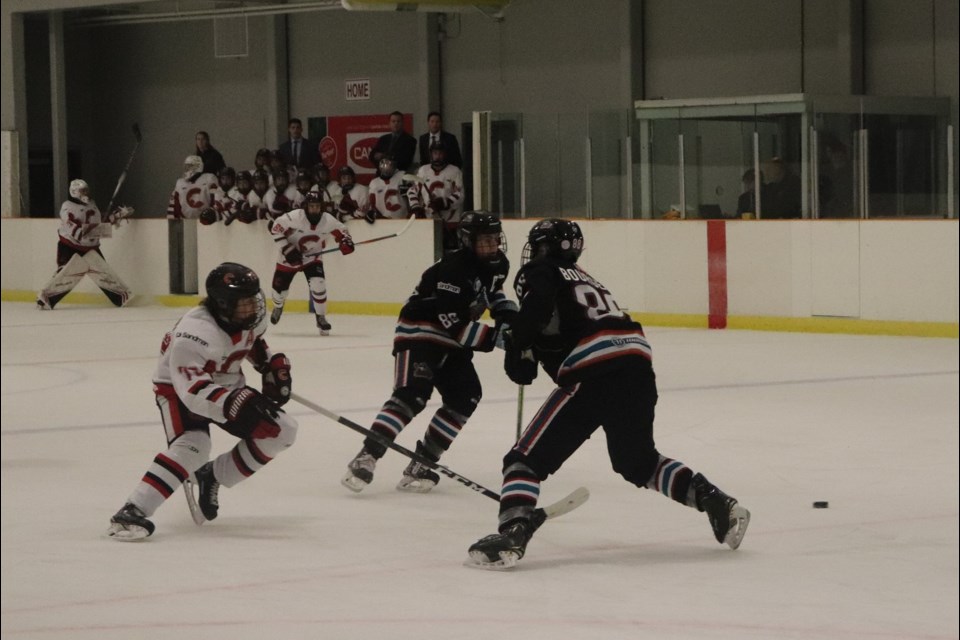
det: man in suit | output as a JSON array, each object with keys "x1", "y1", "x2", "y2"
[
  {"x1": 370, "y1": 111, "x2": 417, "y2": 173},
  {"x1": 278, "y1": 118, "x2": 319, "y2": 170},
  {"x1": 418, "y1": 111, "x2": 462, "y2": 168}
]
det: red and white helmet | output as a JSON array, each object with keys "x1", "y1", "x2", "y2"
[{"x1": 69, "y1": 179, "x2": 90, "y2": 204}]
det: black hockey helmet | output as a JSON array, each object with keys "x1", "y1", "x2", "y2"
[
  {"x1": 313, "y1": 162, "x2": 331, "y2": 184},
  {"x1": 296, "y1": 169, "x2": 313, "y2": 191},
  {"x1": 272, "y1": 168, "x2": 290, "y2": 189},
  {"x1": 522, "y1": 218, "x2": 583, "y2": 265},
  {"x1": 303, "y1": 191, "x2": 326, "y2": 223},
  {"x1": 218, "y1": 166, "x2": 236, "y2": 190},
  {"x1": 378, "y1": 156, "x2": 397, "y2": 179},
  {"x1": 235, "y1": 170, "x2": 253, "y2": 193},
  {"x1": 204, "y1": 262, "x2": 265, "y2": 332},
  {"x1": 458, "y1": 211, "x2": 506, "y2": 263},
  {"x1": 338, "y1": 165, "x2": 356, "y2": 189},
  {"x1": 429, "y1": 141, "x2": 447, "y2": 167},
  {"x1": 252, "y1": 169, "x2": 270, "y2": 190}
]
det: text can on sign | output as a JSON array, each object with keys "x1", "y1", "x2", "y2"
[{"x1": 345, "y1": 79, "x2": 371, "y2": 101}]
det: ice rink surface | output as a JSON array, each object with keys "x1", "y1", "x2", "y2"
[{"x1": 2, "y1": 300, "x2": 958, "y2": 640}]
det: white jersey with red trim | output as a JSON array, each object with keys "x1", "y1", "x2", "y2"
[
  {"x1": 152, "y1": 305, "x2": 272, "y2": 423},
  {"x1": 408, "y1": 163, "x2": 464, "y2": 222},
  {"x1": 263, "y1": 186, "x2": 301, "y2": 221},
  {"x1": 246, "y1": 190, "x2": 269, "y2": 220},
  {"x1": 269, "y1": 208, "x2": 350, "y2": 267},
  {"x1": 167, "y1": 173, "x2": 218, "y2": 220},
  {"x1": 213, "y1": 186, "x2": 244, "y2": 220},
  {"x1": 58, "y1": 198, "x2": 103, "y2": 249},
  {"x1": 336, "y1": 184, "x2": 369, "y2": 220},
  {"x1": 310, "y1": 182, "x2": 343, "y2": 209},
  {"x1": 368, "y1": 173, "x2": 409, "y2": 219}
]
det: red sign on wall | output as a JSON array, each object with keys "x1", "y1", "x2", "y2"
[{"x1": 308, "y1": 113, "x2": 414, "y2": 186}]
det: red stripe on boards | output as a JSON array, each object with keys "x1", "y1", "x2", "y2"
[{"x1": 706, "y1": 220, "x2": 728, "y2": 329}]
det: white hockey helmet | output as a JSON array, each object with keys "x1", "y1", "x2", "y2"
[
  {"x1": 69, "y1": 179, "x2": 90, "y2": 204},
  {"x1": 183, "y1": 155, "x2": 204, "y2": 176}
]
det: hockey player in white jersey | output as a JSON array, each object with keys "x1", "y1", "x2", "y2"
[
  {"x1": 209, "y1": 167, "x2": 243, "y2": 224},
  {"x1": 310, "y1": 163, "x2": 343, "y2": 212},
  {"x1": 36, "y1": 179, "x2": 133, "y2": 309},
  {"x1": 263, "y1": 168, "x2": 301, "y2": 222},
  {"x1": 334, "y1": 165, "x2": 369, "y2": 222},
  {"x1": 408, "y1": 142, "x2": 464, "y2": 252},
  {"x1": 367, "y1": 156, "x2": 410, "y2": 221},
  {"x1": 107, "y1": 263, "x2": 297, "y2": 540},
  {"x1": 268, "y1": 191, "x2": 355, "y2": 334},
  {"x1": 166, "y1": 155, "x2": 218, "y2": 220}
]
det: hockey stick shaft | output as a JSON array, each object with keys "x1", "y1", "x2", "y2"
[
  {"x1": 292, "y1": 392, "x2": 499, "y2": 500},
  {"x1": 291, "y1": 392, "x2": 589, "y2": 522},
  {"x1": 318, "y1": 214, "x2": 416, "y2": 255},
  {"x1": 105, "y1": 123, "x2": 142, "y2": 215},
  {"x1": 516, "y1": 385, "x2": 524, "y2": 442}
]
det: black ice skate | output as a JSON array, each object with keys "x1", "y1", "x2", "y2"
[
  {"x1": 397, "y1": 441, "x2": 441, "y2": 493},
  {"x1": 107, "y1": 502, "x2": 155, "y2": 541},
  {"x1": 270, "y1": 304, "x2": 284, "y2": 325},
  {"x1": 341, "y1": 447, "x2": 377, "y2": 492},
  {"x1": 194, "y1": 462, "x2": 221, "y2": 521},
  {"x1": 692, "y1": 473, "x2": 750, "y2": 550},
  {"x1": 466, "y1": 518, "x2": 535, "y2": 570},
  {"x1": 316, "y1": 315, "x2": 332, "y2": 336}
]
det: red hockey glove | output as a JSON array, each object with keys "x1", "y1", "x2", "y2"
[
  {"x1": 261, "y1": 353, "x2": 292, "y2": 406},
  {"x1": 339, "y1": 237, "x2": 355, "y2": 255},
  {"x1": 223, "y1": 387, "x2": 281, "y2": 439}
]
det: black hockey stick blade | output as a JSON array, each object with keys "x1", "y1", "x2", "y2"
[
  {"x1": 132, "y1": 123, "x2": 142, "y2": 143},
  {"x1": 290, "y1": 392, "x2": 589, "y2": 522}
]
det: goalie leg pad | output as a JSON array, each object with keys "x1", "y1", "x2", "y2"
[
  {"x1": 38, "y1": 253, "x2": 88, "y2": 309},
  {"x1": 82, "y1": 250, "x2": 132, "y2": 307}
]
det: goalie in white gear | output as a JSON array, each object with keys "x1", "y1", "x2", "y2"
[
  {"x1": 267, "y1": 191, "x2": 355, "y2": 334},
  {"x1": 167, "y1": 155, "x2": 217, "y2": 220},
  {"x1": 107, "y1": 263, "x2": 298, "y2": 540},
  {"x1": 36, "y1": 178, "x2": 133, "y2": 309}
]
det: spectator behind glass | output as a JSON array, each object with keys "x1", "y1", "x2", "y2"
[
  {"x1": 763, "y1": 157, "x2": 802, "y2": 219},
  {"x1": 736, "y1": 169, "x2": 767, "y2": 220},
  {"x1": 278, "y1": 118, "x2": 319, "y2": 169},
  {"x1": 194, "y1": 131, "x2": 225, "y2": 176},
  {"x1": 371, "y1": 111, "x2": 417, "y2": 173},
  {"x1": 418, "y1": 112, "x2": 462, "y2": 168}
]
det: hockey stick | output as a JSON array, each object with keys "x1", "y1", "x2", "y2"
[
  {"x1": 318, "y1": 213, "x2": 416, "y2": 255},
  {"x1": 291, "y1": 392, "x2": 589, "y2": 521},
  {"x1": 104, "y1": 123, "x2": 143, "y2": 218},
  {"x1": 516, "y1": 385, "x2": 525, "y2": 442}
]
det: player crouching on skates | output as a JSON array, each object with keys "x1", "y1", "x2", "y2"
[
  {"x1": 107, "y1": 263, "x2": 297, "y2": 540},
  {"x1": 37, "y1": 179, "x2": 133, "y2": 309},
  {"x1": 268, "y1": 191, "x2": 355, "y2": 335},
  {"x1": 342, "y1": 211, "x2": 518, "y2": 493},
  {"x1": 467, "y1": 219, "x2": 750, "y2": 569}
]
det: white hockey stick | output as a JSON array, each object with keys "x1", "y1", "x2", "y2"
[
  {"x1": 291, "y1": 392, "x2": 589, "y2": 523},
  {"x1": 318, "y1": 213, "x2": 416, "y2": 255}
]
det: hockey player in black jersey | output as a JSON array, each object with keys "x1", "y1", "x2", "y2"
[
  {"x1": 341, "y1": 211, "x2": 518, "y2": 493},
  {"x1": 467, "y1": 218, "x2": 750, "y2": 569}
]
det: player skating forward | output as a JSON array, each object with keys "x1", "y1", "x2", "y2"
[
  {"x1": 467, "y1": 219, "x2": 750, "y2": 568},
  {"x1": 268, "y1": 192, "x2": 355, "y2": 335},
  {"x1": 107, "y1": 263, "x2": 296, "y2": 540},
  {"x1": 342, "y1": 211, "x2": 518, "y2": 493},
  {"x1": 36, "y1": 179, "x2": 132, "y2": 309}
]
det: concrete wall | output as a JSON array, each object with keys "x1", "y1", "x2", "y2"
[{"x1": 5, "y1": 218, "x2": 957, "y2": 329}]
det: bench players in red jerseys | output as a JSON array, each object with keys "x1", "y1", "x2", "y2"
[
  {"x1": 107, "y1": 263, "x2": 297, "y2": 540},
  {"x1": 341, "y1": 211, "x2": 518, "y2": 493},
  {"x1": 467, "y1": 219, "x2": 750, "y2": 568}
]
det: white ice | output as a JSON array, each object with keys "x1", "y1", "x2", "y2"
[{"x1": 2, "y1": 301, "x2": 958, "y2": 640}]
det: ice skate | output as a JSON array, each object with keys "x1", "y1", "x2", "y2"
[
  {"x1": 316, "y1": 315, "x2": 332, "y2": 336},
  {"x1": 397, "y1": 441, "x2": 440, "y2": 493},
  {"x1": 107, "y1": 503, "x2": 155, "y2": 541},
  {"x1": 692, "y1": 473, "x2": 750, "y2": 550},
  {"x1": 397, "y1": 460, "x2": 440, "y2": 493},
  {"x1": 270, "y1": 304, "x2": 284, "y2": 325},
  {"x1": 36, "y1": 294, "x2": 52, "y2": 310},
  {"x1": 466, "y1": 518, "x2": 535, "y2": 570},
  {"x1": 194, "y1": 462, "x2": 220, "y2": 521},
  {"x1": 341, "y1": 447, "x2": 377, "y2": 492}
]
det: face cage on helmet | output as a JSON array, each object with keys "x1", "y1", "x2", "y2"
[
  {"x1": 215, "y1": 289, "x2": 266, "y2": 331},
  {"x1": 466, "y1": 231, "x2": 507, "y2": 262}
]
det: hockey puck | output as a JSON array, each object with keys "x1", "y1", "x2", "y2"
[{"x1": 813, "y1": 501, "x2": 829, "y2": 509}]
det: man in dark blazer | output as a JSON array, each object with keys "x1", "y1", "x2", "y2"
[
  {"x1": 418, "y1": 111, "x2": 462, "y2": 168},
  {"x1": 370, "y1": 111, "x2": 417, "y2": 173},
  {"x1": 278, "y1": 118, "x2": 319, "y2": 169}
]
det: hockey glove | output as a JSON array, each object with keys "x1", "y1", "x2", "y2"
[
  {"x1": 261, "y1": 353, "x2": 292, "y2": 406},
  {"x1": 365, "y1": 209, "x2": 378, "y2": 225},
  {"x1": 430, "y1": 197, "x2": 447, "y2": 213},
  {"x1": 505, "y1": 346, "x2": 538, "y2": 385},
  {"x1": 222, "y1": 386, "x2": 281, "y2": 439},
  {"x1": 283, "y1": 246, "x2": 303, "y2": 265},
  {"x1": 409, "y1": 205, "x2": 426, "y2": 218},
  {"x1": 340, "y1": 195, "x2": 358, "y2": 214},
  {"x1": 237, "y1": 205, "x2": 258, "y2": 224},
  {"x1": 339, "y1": 237, "x2": 355, "y2": 255},
  {"x1": 199, "y1": 207, "x2": 218, "y2": 226}
]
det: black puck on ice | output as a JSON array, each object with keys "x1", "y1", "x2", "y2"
[{"x1": 813, "y1": 501, "x2": 829, "y2": 509}]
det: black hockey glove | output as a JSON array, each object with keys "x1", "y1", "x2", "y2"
[
  {"x1": 503, "y1": 330, "x2": 538, "y2": 385},
  {"x1": 261, "y1": 353, "x2": 292, "y2": 406},
  {"x1": 283, "y1": 246, "x2": 303, "y2": 265},
  {"x1": 198, "y1": 207, "x2": 218, "y2": 226},
  {"x1": 365, "y1": 209, "x2": 378, "y2": 225},
  {"x1": 222, "y1": 386, "x2": 281, "y2": 439}
]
